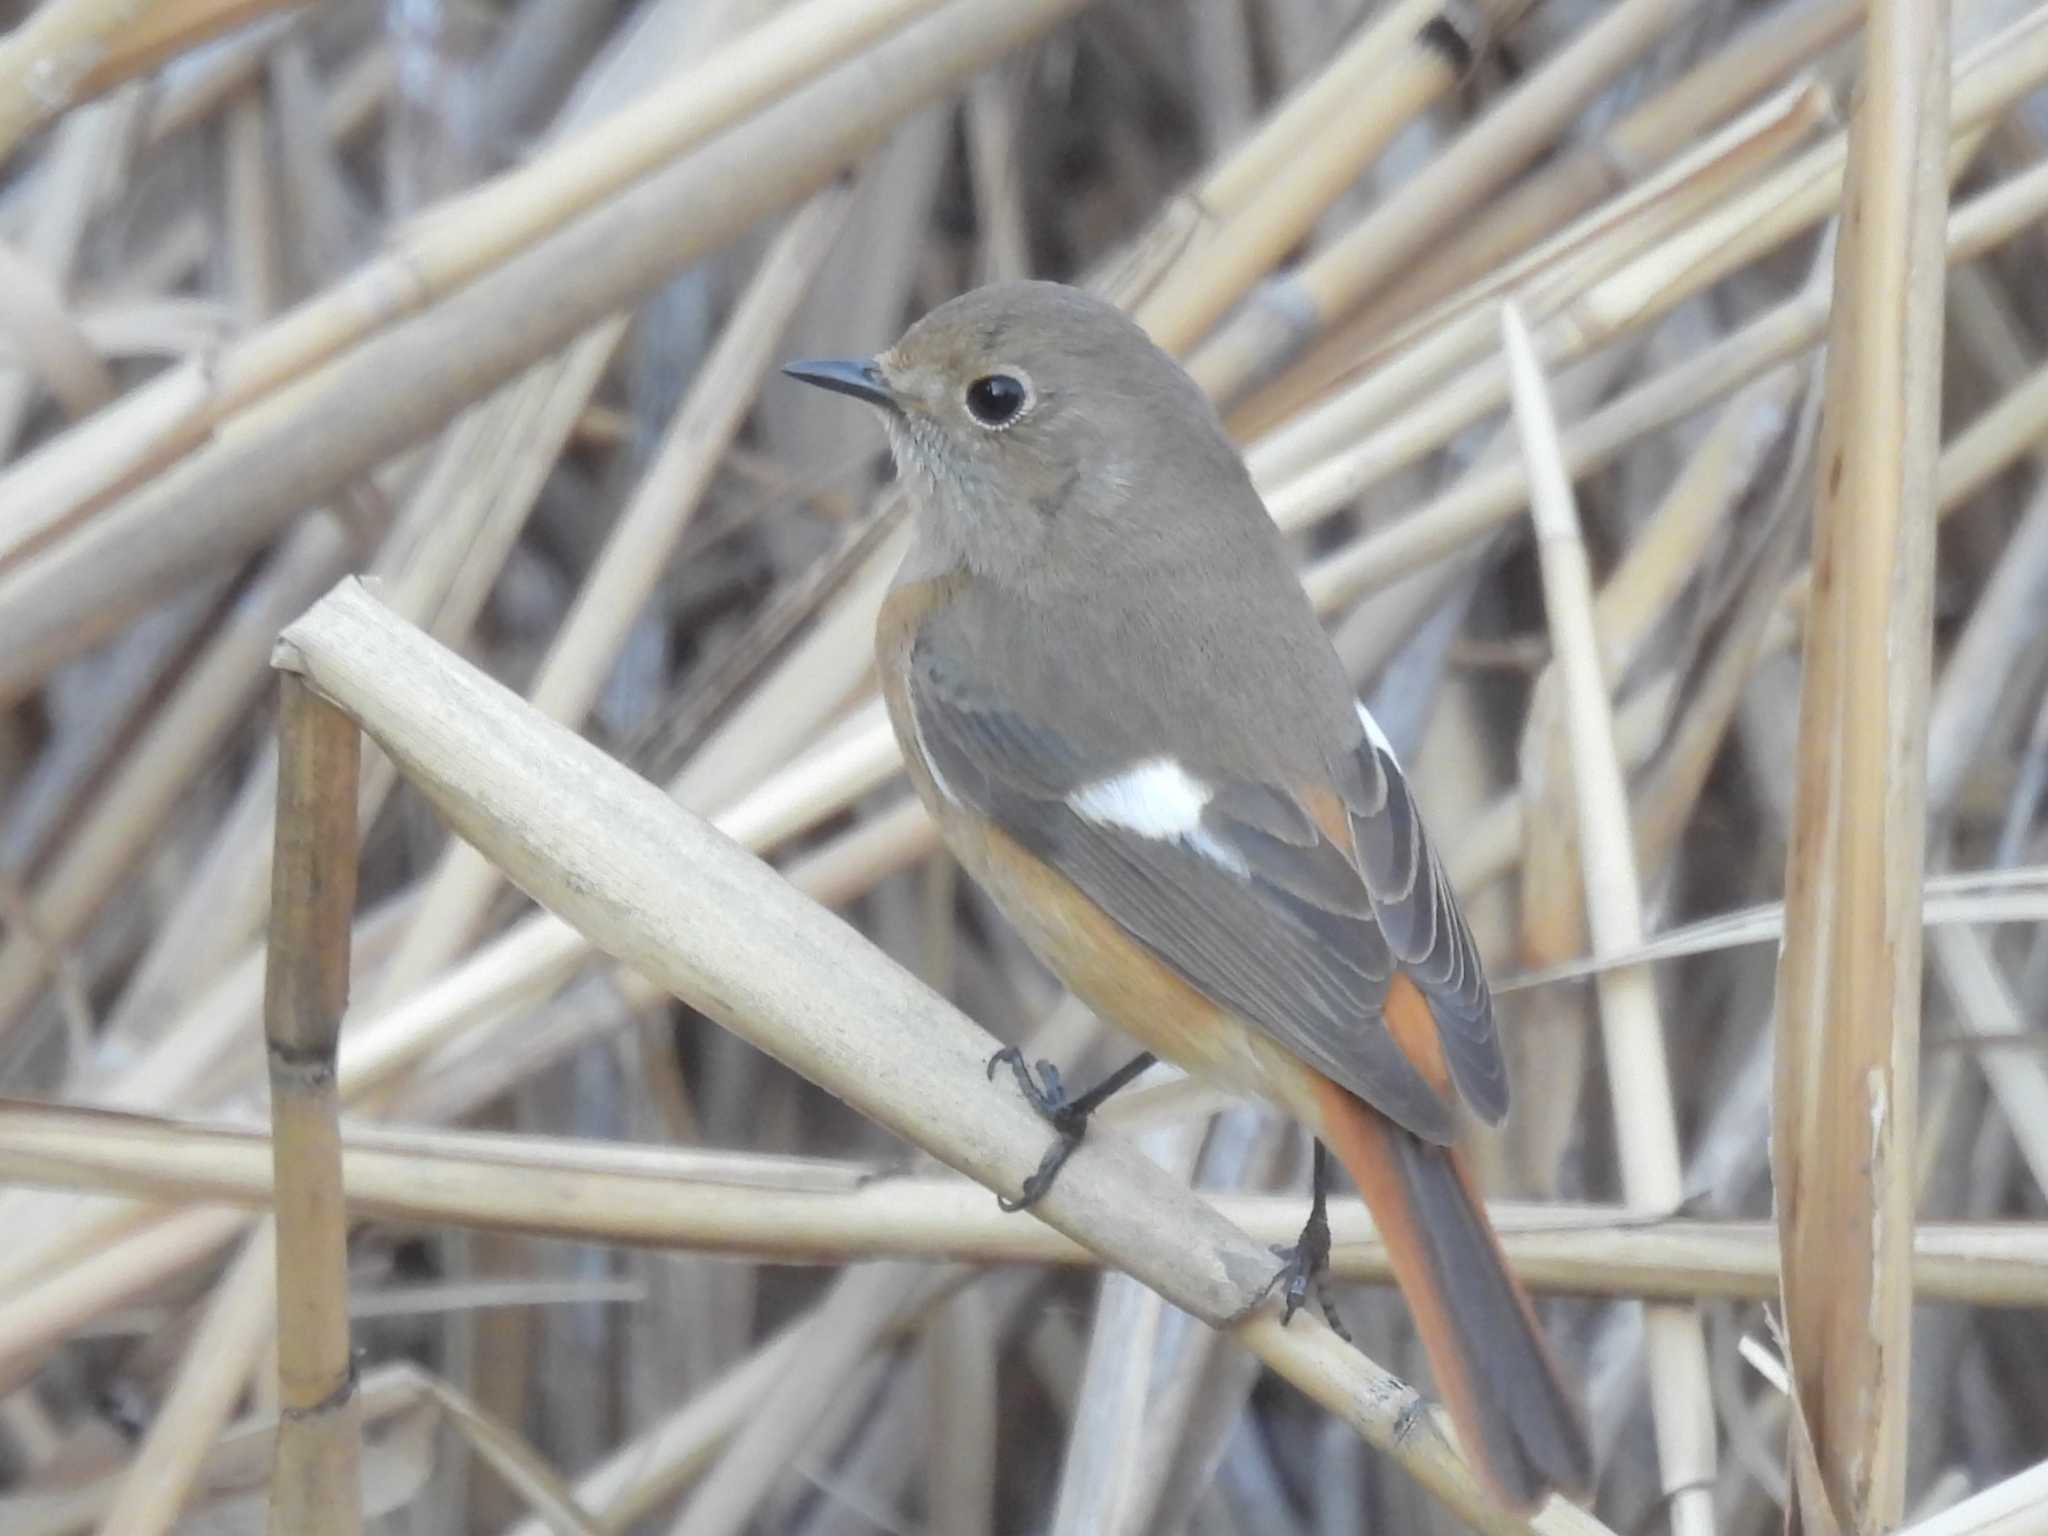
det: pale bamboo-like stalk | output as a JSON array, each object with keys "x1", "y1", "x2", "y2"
[
  {"x1": 0, "y1": 515, "x2": 353, "y2": 1041},
  {"x1": 367, "y1": 184, "x2": 856, "y2": 1007},
  {"x1": 1244, "y1": 0, "x2": 1865, "y2": 426},
  {"x1": 69, "y1": 0, "x2": 300, "y2": 104},
  {"x1": 5, "y1": 1098, "x2": 2048, "y2": 1303},
  {"x1": 1892, "y1": 1457, "x2": 2048, "y2": 1536},
  {"x1": 1049, "y1": 1120, "x2": 1206, "y2": 1536},
  {"x1": 0, "y1": 0, "x2": 947, "y2": 552},
  {"x1": 261, "y1": 679, "x2": 363, "y2": 1536},
  {"x1": 669, "y1": 1262, "x2": 956, "y2": 1536},
  {"x1": 1393, "y1": 0, "x2": 1864, "y2": 317},
  {"x1": 1245, "y1": 7, "x2": 2048, "y2": 510},
  {"x1": 0, "y1": 95, "x2": 134, "y2": 459},
  {"x1": 1126, "y1": 0, "x2": 1499, "y2": 354},
  {"x1": 0, "y1": 0, "x2": 159, "y2": 164},
  {"x1": 1507, "y1": 366, "x2": 1804, "y2": 1187},
  {"x1": 1296, "y1": 149, "x2": 2048, "y2": 612},
  {"x1": 1501, "y1": 304, "x2": 1715, "y2": 1536},
  {"x1": 0, "y1": 0, "x2": 1099, "y2": 700},
  {"x1": 0, "y1": 242, "x2": 111, "y2": 417},
  {"x1": 1770, "y1": 0, "x2": 1948, "y2": 1527},
  {"x1": 271, "y1": 577, "x2": 1615, "y2": 1536},
  {"x1": 1187, "y1": 0, "x2": 1709, "y2": 404},
  {"x1": 1082, "y1": 0, "x2": 1494, "y2": 311},
  {"x1": 923, "y1": 1288, "x2": 997, "y2": 1536},
  {"x1": 94, "y1": 1224, "x2": 279, "y2": 1536},
  {"x1": 0, "y1": 706, "x2": 908, "y2": 1330},
  {"x1": 1235, "y1": 77, "x2": 1829, "y2": 462}
]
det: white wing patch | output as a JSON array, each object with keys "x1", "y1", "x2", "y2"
[
  {"x1": 1069, "y1": 758, "x2": 1249, "y2": 875},
  {"x1": 1356, "y1": 701, "x2": 1401, "y2": 766}
]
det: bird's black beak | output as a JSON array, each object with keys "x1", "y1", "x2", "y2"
[{"x1": 780, "y1": 357, "x2": 898, "y2": 412}]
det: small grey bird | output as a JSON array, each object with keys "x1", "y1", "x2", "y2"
[{"x1": 784, "y1": 280, "x2": 1593, "y2": 1510}]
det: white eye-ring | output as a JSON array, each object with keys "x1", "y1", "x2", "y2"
[{"x1": 963, "y1": 369, "x2": 1034, "y2": 430}]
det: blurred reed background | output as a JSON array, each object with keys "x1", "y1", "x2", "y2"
[{"x1": 0, "y1": 0, "x2": 2044, "y2": 1532}]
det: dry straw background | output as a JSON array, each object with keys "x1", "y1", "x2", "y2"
[{"x1": 0, "y1": 0, "x2": 2044, "y2": 1532}]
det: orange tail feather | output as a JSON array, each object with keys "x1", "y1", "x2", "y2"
[{"x1": 1311, "y1": 1077, "x2": 1594, "y2": 1510}]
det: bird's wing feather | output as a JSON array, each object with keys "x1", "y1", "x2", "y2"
[
  {"x1": 1334, "y1": 721, "x2": 1507, "y2": 1122},
  {"x1": 909, "y1": 644, "x2": 1505, "y2": 1141}
]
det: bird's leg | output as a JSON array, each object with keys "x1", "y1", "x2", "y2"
[
  {"x1": 1266, "y1": 1141, "x2": 1352, "y2": 1340},
  {"x1": 987, "y1": 1047, "x2": 1157, "y2": 1212}
]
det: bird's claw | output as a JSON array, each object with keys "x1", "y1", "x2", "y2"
[
  {"x1": 1263, "y1": 1204, "x2": 1350, "y2": 1341},
  {"x1": 1265, "y1": 1241, "x2": 1321, "y2": 1325},
  {"x1": 987, "y1": 1046, "x2": 1077, "y2": 1124},
  {"x1": 987, "y1": 1045, "x2": 1089, "y2": 1210}
]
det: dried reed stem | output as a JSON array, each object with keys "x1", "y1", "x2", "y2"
[
  {"x1": 1296, "y1": 147, "x2": 2048, "y2": 613},
  {"x1": 0, "y1": 0, "x2": 154, "y2": 164},
  {"x1": 1355, "y1": 0, "x2": 1865, "y2": 341},
  {"x1": 1127, "y1": 0, "x2": 1492, "y2": 354},
  {"x1": 69, "y1": 0, "x2": 299, "y2": 107},
  {"x1": 1190, "y1": 0, "x2": 1712, "y2": 403},
  {"x1": 0, "y1": 0, "x2": 946, "y2": 550},
  {"x1": 1769, "y1": 0, "x2": 1948, "y2": 1527},
  {"x1": 95, "y1": 1224, "x2": 279, "y2": 1536},
  {"x1": 1894, "y1": 1458, "x2": 2048, "y2": 1536},
  {"x1": 368, "y1": 183, "x2": 856, "y2": 1005},
  {"x1": 262, "y1": 678, "x2": 363, "y2": 1535},
  {"x1": 1502, "y1": 304, "x2": 1715, "y2": 1536},
  {"x1": 0, "y1": 0, "x2": 1097, "y2": 699},
  {"x1": 2, "y1": 1100, "x2": 2046, "y2": 1305},
  {"x1": 1240, "y1": 0, "x2": 1862, "y2": 429},
  {"x1": 0, "y1": 516, "x2": 353, "y2": 1041}
]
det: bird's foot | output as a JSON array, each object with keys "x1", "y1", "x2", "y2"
[
  {"x1": 987, "y1": 1046, "x2": 1090, "y2": 1212},
  {"x1": 1264, "y1": 1199, "x2": 1353, "y2": 1342}
]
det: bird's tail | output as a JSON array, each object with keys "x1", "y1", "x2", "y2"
[{"x1": 1312, "y1": 1077, "x2": 1595, "y2": 1511}]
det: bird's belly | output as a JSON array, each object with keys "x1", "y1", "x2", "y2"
[{"x1": 939, "y1": 804, "x2": 1321, "y2": 1123}]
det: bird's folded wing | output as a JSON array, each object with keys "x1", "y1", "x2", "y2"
[
  {"x1": 908, "y1": 650, "x2": 1504, "y2": 1143},
  {"x1": 1332, "y1": 717, "x2": 1506, "y2": 1124}
]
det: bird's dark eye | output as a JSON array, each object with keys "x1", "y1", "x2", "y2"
[{"x1": 964, "y1": 372, "x2": 1030, "y2": 428}]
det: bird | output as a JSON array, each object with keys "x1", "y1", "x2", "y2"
[{"x1": 782, "y1": 279, "x2": 1593, "y2": 1510}]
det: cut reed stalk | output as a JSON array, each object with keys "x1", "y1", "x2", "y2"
[{"x1": 261, "y1": 678, "x2": 364, "y2": 1536}]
